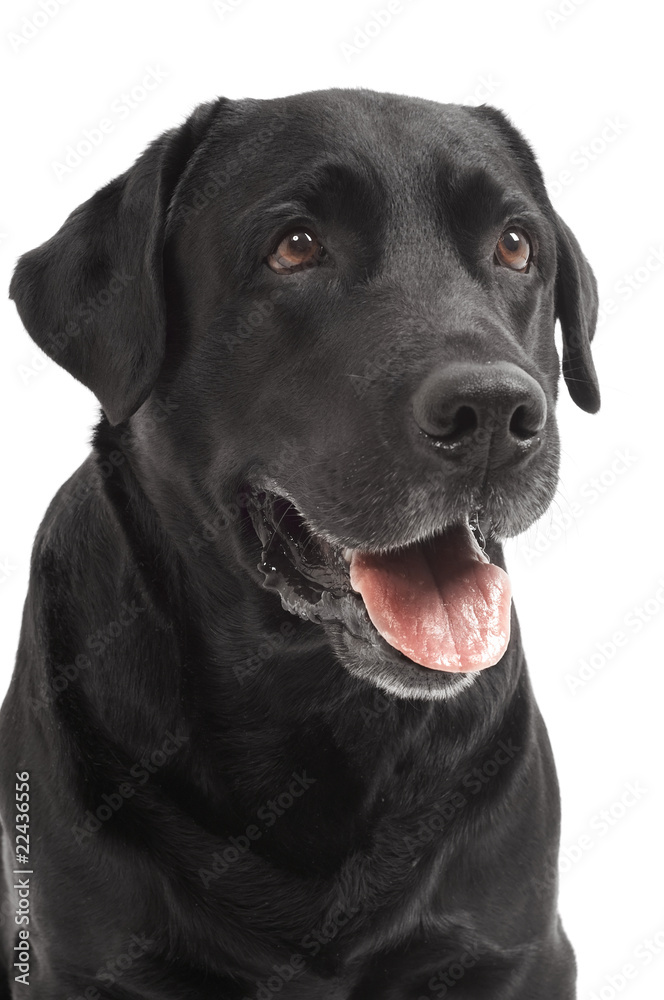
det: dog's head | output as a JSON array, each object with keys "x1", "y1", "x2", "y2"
[{"x1": 11, "y1": 89, "x2": 599, "y2": 700}]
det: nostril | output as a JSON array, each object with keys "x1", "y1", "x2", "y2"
[
  {"x1": 415, "y1": 400, "x2": 478, "y2": 441},
  {"x1": 412, "y1": 362, "x2": 547, "y2": 452},
  {"x1": 433, "y1": 404, "x2": 478, "y2": 442},
  {"x1": 509, "y1": 403, "x2": 543, "y2": 441},
  {"x1": 445, "y1": 405, "x2": 477, "y2": 441}
]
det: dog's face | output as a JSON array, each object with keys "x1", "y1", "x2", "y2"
[{"x1": 11, "y1": 89, "x2": 599, "y2": 701}]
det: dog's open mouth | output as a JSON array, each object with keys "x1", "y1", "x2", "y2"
[{"x1": 246, "y1": 490, "x2": 512, "y2": 673}]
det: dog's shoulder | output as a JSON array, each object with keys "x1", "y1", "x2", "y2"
[{"x1": 29, "y1": 453, "x2": 119, "y2": 583}]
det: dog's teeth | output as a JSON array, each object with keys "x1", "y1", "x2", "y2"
[{"x1": 342, "y1": 548, "x2": 354, "y2": 564}]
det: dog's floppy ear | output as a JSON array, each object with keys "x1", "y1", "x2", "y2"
[
  {"x1": 10, "y1": 100, "x2": 221, "y2": 425},
  {"x1": 466, "y1": 104, "x2": 600, "y2": 414},
  {"x1": 551, "y1": 213, "x2": 600, "y2": 413}
]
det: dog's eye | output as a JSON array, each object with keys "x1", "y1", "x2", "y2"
[
  {"x1": 267, "y1": 229, "x2": 326, "y2": 274},
  {"x1": 495, "y1": 228, "x2": 531, "y2": 272}
]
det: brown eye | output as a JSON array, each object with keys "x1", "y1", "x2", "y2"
[
  {"x1": 267, "y1": 229, "x2": 326, "y2": 274},
  {"x1": 495, "y1": 227, "x2": 532, "y2": 272}
]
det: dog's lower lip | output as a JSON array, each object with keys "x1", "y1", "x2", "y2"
[{"x1": 245, "y1": 487, "x2": 511, "y2": 673}]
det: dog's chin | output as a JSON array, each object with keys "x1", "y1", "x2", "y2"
[
  {"x1": 241, "y1": 486, "x2": 537, "y2": 701},
  {"x1": 324, "y1": 612, "x2": 480, "y2": 702}
]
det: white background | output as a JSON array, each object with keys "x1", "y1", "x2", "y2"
[{"x1": 1, "y1": 1, "x2": 663, "y2": 996}]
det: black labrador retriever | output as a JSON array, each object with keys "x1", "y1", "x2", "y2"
[{"x1": 0, "y1": 88, "x2": 599, "y2": 999}]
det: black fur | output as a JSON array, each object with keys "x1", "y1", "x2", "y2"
[{"x1": 0, "y1": 89, "x2": 598, "y2": 998}]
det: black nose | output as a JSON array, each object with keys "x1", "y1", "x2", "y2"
[{"x1": 412, "y1": 361, "x2": 546, "y2": 463}]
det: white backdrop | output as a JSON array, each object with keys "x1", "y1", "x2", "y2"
[{"x1": 1, "y1": 1, "x2": 663, "y2": 996}]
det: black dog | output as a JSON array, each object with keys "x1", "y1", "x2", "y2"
[{"x1": 0, "y1": 89, "x2": 599, "y2": 998}]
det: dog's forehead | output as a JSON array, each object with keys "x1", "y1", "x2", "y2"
[
  {"x1": 189, "y1": 89, "x2": 535, "y2": 209},
  {"x1": 257, "y1": 89, "x2": 493, "y2": 160}
]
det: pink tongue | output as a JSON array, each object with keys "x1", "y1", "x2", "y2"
[{"x1": 349, "y1": 523, "x2": 512, "y2": 672}]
